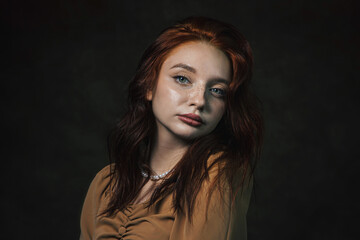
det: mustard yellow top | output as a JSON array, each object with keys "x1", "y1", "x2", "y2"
[{"x1": 80, "y1": 158, "x2": 253, "y2": 240}]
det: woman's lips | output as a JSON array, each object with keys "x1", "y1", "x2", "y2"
[{"x1": 178, "y1": 113, "x2": 203, "y2": 127}]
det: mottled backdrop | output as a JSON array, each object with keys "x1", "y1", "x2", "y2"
[{"x1": 3, "y1": 0, "x2": 359, "y2": 239}]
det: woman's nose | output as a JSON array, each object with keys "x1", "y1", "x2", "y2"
[{"x1": 188, "y1": 85, "x2": 206, "y2": 110}]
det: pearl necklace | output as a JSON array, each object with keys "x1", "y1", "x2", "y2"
[{"x1": 141, "y1": 169, "x2": 172, "y2": 180}]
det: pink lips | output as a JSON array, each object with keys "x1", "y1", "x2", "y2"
[{"x1": 178, "y1": 113, "x2": 203, "y2": 127}]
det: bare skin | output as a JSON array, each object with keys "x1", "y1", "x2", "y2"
[{"x1": 132, "y1": 135, "x2": 188, "y2": 204}]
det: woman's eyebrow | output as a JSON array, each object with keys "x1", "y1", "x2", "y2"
[
  {"x1": 171, "y1": 63, "x2": 229, "y2": 84},
  {"x1": 170, "y1": 63, "x2": 196, "y2": 73},
  {"x1": 210, "y1": 78, "x2": 230, "y2": 85}
]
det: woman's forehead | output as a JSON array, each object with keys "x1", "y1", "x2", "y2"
[{"x1": 161, "y1": 41, "x2": 231, "y2": 81}]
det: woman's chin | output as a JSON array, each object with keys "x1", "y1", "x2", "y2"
[{"x1": 172, "y1": 130, "x2": 208, "y2": 141}]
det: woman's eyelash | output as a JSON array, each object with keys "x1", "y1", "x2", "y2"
[
  {"x1": 174, "y1": 75, "x2": 190, "y2": 84},
  {"x1": 210, "y1": 88, "x2": 226, "y2": 97}
]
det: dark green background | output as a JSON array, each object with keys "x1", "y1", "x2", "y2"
[{"x1": 3, "y1": 0, "x2": 359, "y2": 239}]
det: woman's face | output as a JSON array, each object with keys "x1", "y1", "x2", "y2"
[{"x1": 147, "y1": 41, "x2": 231, "y2": 141}]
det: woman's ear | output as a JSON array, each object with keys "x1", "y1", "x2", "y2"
[{"x1": 146, "y1": 90, "x2": 153, "y2": 101}]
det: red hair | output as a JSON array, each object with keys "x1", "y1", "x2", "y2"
[{"x1": 104, "y1": 16, "x2": 263, "y2": 219}]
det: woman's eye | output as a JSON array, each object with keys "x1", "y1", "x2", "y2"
[
  {"x1": 174, "y1": 76, "x2": 190, "y2": 84},
  {"x1": 209, "y1": 88, "x2": 226, "y2": 97}
]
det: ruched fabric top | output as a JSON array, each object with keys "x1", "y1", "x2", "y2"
[{"x1": 79, "y1": 156, "x2": 253, "y2": 240}]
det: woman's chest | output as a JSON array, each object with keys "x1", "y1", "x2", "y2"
[{"x1": 94, "y1": 196, "x2": 175, "y2": 240}]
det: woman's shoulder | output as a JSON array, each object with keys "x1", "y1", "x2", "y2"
[
  {"x1": 206, "y1": 151, "x2": 225, "y2": 169},
  {"x1": 80, "y1": 164, "x2": 114, "y2": 237},
  {"x1": 207, "y1": 151, "x2": 252, "y2": 180},
  {"x1": 95, "y1": 164, "x2": 112, "y2": 179},
  {"x1": 205, "y1": 151, "x2": 253, "y2": 202},
  {"x1": 85, "y1": 164, "x2": 114, "y2": 198},
  {"x1": 81, "y1": 165, "x2": 114, "y2": 216}
]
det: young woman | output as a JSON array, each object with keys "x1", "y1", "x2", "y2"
[{"x1": 80, "y1": 16, "x2": 263, "y2": 240}]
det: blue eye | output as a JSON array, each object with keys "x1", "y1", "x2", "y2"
[
  {"x1": 174, "y1": 76, "x2": 190, "y2": 84},
  {"x1": 209, "y1": 88, "x2": 226, "y2": 97}
]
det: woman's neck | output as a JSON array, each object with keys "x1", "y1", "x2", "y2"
[{"x1": 149, "y1": 130, "x2": 189, "y2": 174}]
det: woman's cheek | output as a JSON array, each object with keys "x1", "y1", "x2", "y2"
[{"x1": 158, "y1": 84, "x2": 187, "y2": 109}]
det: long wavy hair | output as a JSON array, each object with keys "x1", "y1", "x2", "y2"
[{"x1": 104, "y1": 16, "x2": 263, "y2": 219}]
